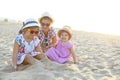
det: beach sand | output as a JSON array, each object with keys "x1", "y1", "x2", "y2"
[{"x1": 0, "y1": 23, "x2": 120, "y2": 80}]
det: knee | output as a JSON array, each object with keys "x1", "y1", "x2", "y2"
[
  {"x1": 23, "y1": 55, "x2": 33, "y2": 65},
  {"x1": 35, "y1": 54, "x2": 44, "y2": 60}
]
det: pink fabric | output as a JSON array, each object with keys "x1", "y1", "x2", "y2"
[{"x1": 45, "y1": 40, "x2": 73, "y2": 63}]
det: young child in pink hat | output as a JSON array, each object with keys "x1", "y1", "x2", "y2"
[{"x1": 45, "y1": 26, "x2": 78, "y2": 64}]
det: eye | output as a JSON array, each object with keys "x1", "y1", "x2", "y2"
[{"x1": 41, "y1": 23, "x2": 50, "y2": 27}]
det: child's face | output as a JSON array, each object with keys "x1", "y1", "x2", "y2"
[
  {"x1": 60, "y1": 31, "x2": 69, "y2": 42},
  {"x1": 41, "y1": 19, "x2": 51, "y2": 32},
  {"x1": 25, "y1": 27, "x2": 39, "y2": 39}
]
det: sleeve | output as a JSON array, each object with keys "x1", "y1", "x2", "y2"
[
  {"x1": 34, "y1": 37, "x2": 40, "y2": 47},
  {"x1": 14, "y1": 35, "x2": 21, "y2": 45},
  {"x1": 68, "y1": 42, "x2": 74, "y2": 49},
  {"x1": 56, "y1": 39, "x2": 61, "y2": 44},
  {"x1": 38, "y1": 30, "x2": 44, "y2": 44},
  {"x1": 51, "y1": 27, "x2": 57, "y2": 38}
]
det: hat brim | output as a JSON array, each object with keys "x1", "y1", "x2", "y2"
[
  {"x1": 22, "y1": 23, "x2": 39, "y2": 30},
  {"x1": 58, "y1": 29, "x2": 72, "y2": 40}
]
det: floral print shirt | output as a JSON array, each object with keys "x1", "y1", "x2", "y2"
[
  {"x1": 39, "y1": 27, "x2": 56, "y2": 52},
  {"x1": 15, "y1": 34, "x2": 40, "y2": 55}
]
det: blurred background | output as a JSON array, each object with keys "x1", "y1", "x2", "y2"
[{"x1": 0, "y1": 0, "x2": 120, "y2": 35}]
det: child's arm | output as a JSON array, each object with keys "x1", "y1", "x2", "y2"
[
  {"x1": 12, "y1": 41, "x2": 19, "y2": 71},
  {"x1": 35, "y1": 43, "x2": 43, "y2": 54},
  {"x1": 35, "y1": 42, "x2": 44, "y2": 59},
  {"x1": 35, "y1": 42, "x2": 43, "y2": 54},
  {"x1": 52, "y1": 35, "x2": 57, "y2": 47},
  {"x1": 70, "y1": 46, "x2": 78, "y2": 64}
]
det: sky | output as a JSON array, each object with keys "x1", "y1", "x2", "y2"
[{"x1": 0, "y1": 0, "x2": 120, "y2": 35}]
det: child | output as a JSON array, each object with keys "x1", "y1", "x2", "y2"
[
  {"x1": 38, "y1": 12, "x2": 57, "y2": 53},
  {"x1": 45, "y1": 26, "x2": 78, "y2": 64},
  {"x1": 12, "y1": 18, "x2": 43, "y2": 71}
]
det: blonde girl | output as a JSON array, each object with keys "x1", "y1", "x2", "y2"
[{"x1": 12, "y1": 18, "x2": 43, "y2": 71}]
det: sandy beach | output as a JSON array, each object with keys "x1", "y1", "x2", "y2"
[{"x1": 0, "y1": 23, "x2": 120, "y2": 80}]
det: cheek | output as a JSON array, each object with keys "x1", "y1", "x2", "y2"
[
  {"x1": 29, "y1": 34, "x2": 34, "y2": 39},
  {"x1": 64, "y1": 36, "x2": 69, "y2": 39},
  {"x1": 25, "y1": 32, "x2": 32, "y2": 36},
  {"x1": 67, "y1": 35, "x2": 69, "y2": 38},
  {"x1": 24, "y1": 31, "x2": 30, "y2": 35}
]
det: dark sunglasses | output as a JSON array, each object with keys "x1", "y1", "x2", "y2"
[
  {"x1": 41, "y1": 23, "x2": 50, "y2": 27},
  {"x1": 30, "y1": 30, "x2": 39, "y2": 34}
]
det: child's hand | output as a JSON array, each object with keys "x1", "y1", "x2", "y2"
[
  {"x1": 74, "y1": 56, "x2": 79, "y2": 64},
  {"x1": 74, "y1": 58, "x2": 79, "y2": 64},
  {"x1": 74, "y1": 61, "x2": 79, "y2": 64},
  {"x1": 51, "y1": 42, "x2": 57, "y2": 48},
  {"x1": 13, "y1": 65, "x2": 18, "y2": 71}
]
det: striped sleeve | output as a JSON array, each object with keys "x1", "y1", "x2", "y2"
[{"x1": 51, "y1": 27, "x2": 57, "y2": 38}]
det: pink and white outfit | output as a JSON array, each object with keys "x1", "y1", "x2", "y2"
[
  {"x1": 45, "y1": 39, "x2": 73, "y2": 63},
  {"x1": 15, "y1": 34, "x2": 40, "y2": 64}
]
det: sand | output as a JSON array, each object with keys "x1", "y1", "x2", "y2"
[{"x1": 0, "y1": 23, "x2": 120, "y2": 80}]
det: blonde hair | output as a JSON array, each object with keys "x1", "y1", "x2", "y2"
[{"x1": 38, "y1": 16, "x2": 53, "y2": 23}]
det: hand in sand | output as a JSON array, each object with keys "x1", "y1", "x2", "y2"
[
  {"x1": 74, "y1": 61, "x2": 79, "y2": 64},
  {"x1": 13, "y1": 65, "x2": 18, "y2": 71}
]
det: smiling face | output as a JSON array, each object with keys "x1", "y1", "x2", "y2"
[
  {"x1": 39, "y1": 16, "x2": 53, "y2": 33},
  {"x1": 40, "y1": 19, "x2": 51, "y2": 32},
  {"x1": 59, "y1": 31, "x2": 70, "y2": 43}
]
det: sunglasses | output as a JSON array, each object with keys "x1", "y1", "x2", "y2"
[
  {"x1": 41, "y1": 23, "x2": 50, "y2": 27},
  {"x1": 30, "y1": 30, "x2": 39, "y2": 34}
]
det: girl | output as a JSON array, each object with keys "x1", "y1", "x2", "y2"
[
  {"x1": 45, "y1": 26, "x2": 78, "y2": 64},
  {"x1": 38, "y1": 12, "x2": 57, "y2": 53},
  {"x1": 12, "y1": 18, "x2": 43, "y2": 71}
]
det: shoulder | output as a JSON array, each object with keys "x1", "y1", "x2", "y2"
[
  {"x1": 14, "y1": 34, "x2": 23, "y2": 45},
  {"x1": 51, "y1": 27, "x2": 56, "y2": 30},
  {"x1": 15, "y1": 34, "x2": 22, "y2": 38},
  {"x1": 50, "y1": 27, "x2": 57, "y2": 33},
  {"x1": 57, "y1": 39, "x2": 61, "y2": 43},
  {"x1": 48, "y1": 27, "x2": 57, "y2": 38},
  {"x1": 15, "y1": 34, "x2": 23, "y2": 41},
  {"x1": 67, "y1": 41, "x2": 74, "y2": 48}
]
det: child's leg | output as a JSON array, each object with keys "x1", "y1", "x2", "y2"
[
  {"x1": 46, "y1": 50, "x2": 59, "y2": 61},
  {"x1": 34, "y1": 54, "x2": 44, "y2": 60},
  {"x1": 22, "y1": 55, "x2": 33, "y2": 65}
]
